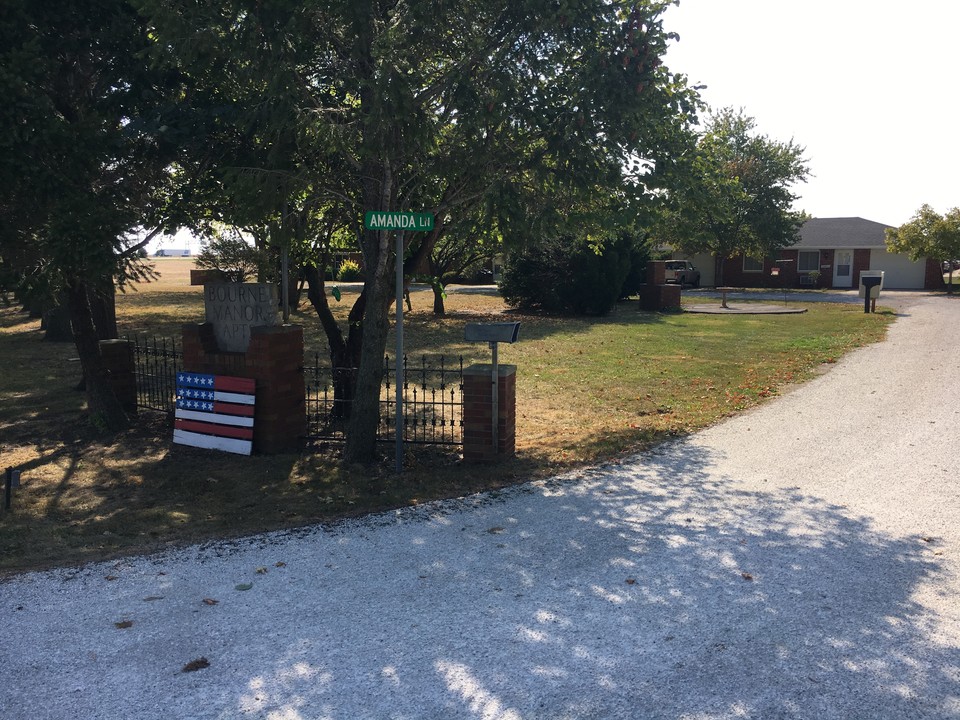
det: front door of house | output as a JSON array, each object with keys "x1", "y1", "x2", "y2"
[{"x1": 833, "y1": 250, "x2": 853, "y2": 288}]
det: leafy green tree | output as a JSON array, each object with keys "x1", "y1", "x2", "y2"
[
  {"x1": 656, "y1": 108, "x2": 809, "y2": 285},
  {"x1": 0, "y1": 0, "x2": 182, "y2": 431},
  {"x1": 886, "y1": 205, "x2": 960, "y2": 294},
  {"x1": 142, "y1": 0, "x2": 701, "y2": 461},
  {"x1": 423, "y1": 212, "x2": 501, "y2": 316}
]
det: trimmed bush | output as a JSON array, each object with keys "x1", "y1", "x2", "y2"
[{"x1": 500, "y1": 235, "x2": 636, "y2": 315}]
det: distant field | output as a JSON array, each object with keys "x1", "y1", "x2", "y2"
[{"x1": 135, "y1": 256, "x2": 198, "y2": 292}]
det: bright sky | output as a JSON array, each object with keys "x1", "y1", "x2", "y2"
[{"x1": 663, "y1": 0, "x2": 960, "y2": 227}]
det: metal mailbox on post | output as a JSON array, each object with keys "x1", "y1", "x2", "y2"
[
  {"x1": 859, "y1": 271, "x2": 884, "y2": 313},
  {"x1": 464, "y1": 322, "x2": 521, "y2": 454}
]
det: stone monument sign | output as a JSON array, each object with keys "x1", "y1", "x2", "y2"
[{"x1": 203, "y1": 283, "x2": 279, "y2": 352}]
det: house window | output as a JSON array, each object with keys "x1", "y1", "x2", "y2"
[
  {"x1": 798, "y1": 251, "x2": 819, "y2": 273},
  {"x1": 743, "y1": 256, "x2": 764, "y2": 273}
]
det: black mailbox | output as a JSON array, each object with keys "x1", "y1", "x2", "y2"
[{"x1": 464, "y1": 322, "x2": 521, "y2": 344}]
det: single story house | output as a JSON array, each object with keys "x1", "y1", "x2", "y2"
[{"x1": 677, "y1": 217, "x2": 944, "y2": 290}]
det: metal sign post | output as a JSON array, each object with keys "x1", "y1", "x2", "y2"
[
  {"x1": 395, "y1": 229, "x2": 404, "y2": 473},
  {"x1": 490, "y1": 340, "x2": 499, "y2": 451},
  {"x1": 364, "y1": 211, "x2": 435, "y2": 473},
  {"x1": 775, "y1": 259, "x2": 794, "y2": 305},
  {"x1": 5, "y1": 467, "x2": 20, "y2": 511}
]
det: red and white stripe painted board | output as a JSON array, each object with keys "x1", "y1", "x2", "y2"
[{"x1": 173, "y1": 372, "x2": 256, "y2": 455}]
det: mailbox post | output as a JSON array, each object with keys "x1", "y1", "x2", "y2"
[
  {"x1": 859, "y1": 271, "x2": 884, "y2": 314},
  {"x1": 464, "y1": 322, "x2": 521, "y2": 455}
]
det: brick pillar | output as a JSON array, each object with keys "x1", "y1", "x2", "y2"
[
  {"x1": 180, "y1": 323, "x2": 306, "y2": 454},
  {"x1": 638, "y1": 260, "x2": 681, "y2": 311},
  {"x1": 638, "y1": 284, "x2": 681, "y2": 311},
  {"x1": 181, "y1": 323, "x2": 219, "y2": 369},
  {"x1": 462, "y1": 364, "x2": 516, "y2": 461},
  {"x1": 98, "y1": 339, "x2": 137, "y2": 414},
  {"x1": 646, "y1": 260, "x2": 667, "y2": 285},
  {"x1": 246, "y1": 325, "x2": 306, "y2": 454}
]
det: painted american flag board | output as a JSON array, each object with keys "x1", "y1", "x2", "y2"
[{"x1": 173, "y1": 372, "x2": 256, "y2": 455}]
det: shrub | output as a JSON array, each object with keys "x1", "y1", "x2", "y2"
[
  {"x1": 500, "y1": 234, "x2": 635, "y2": 315},
  {"x1": 336, "y1": 258, "x2": 363, "y2": 281},
  {"x1": 618, "y1": 235, "x2": 653, "y2": 298}
]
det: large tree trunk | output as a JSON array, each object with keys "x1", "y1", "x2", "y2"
[
  {"x1": 343, "y1": 212, "x2": 395, "y2": 463},
  {"x1": 90, "y1": 285, "x2": 118, "y2": 339},
  {"x1": 65, "y1": 279, "x2": 129, "y2": 432},
  {"x1": 432, "y1": 284, "x2": 445, "y2": 315},
  {"x1": 42, "y1": 298, "x2": 74, "y2": 342},
  {"x1": 344, "y1": 284, "x2": 391, "y2": 462},
  {"x1": 305, "y1": 264, "x2": 365, "y2": 420}
]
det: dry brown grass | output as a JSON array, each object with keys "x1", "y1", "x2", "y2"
[{"x1": 0, "y1": 258, "x2": 895, "y2": 574}]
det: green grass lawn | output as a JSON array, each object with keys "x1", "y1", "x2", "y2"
[{"x1": 0, "y1": 272, "x2": 894, "y2": 574}]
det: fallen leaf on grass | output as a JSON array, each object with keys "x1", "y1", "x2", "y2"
[
  {"x1": 202, "y1": 598, "x2": 219, "y2": 606},
  {"x1": 182, "y1": 657, "x2": 210, "y2": 673},
  {"x1": 625, "y1": 578, "x2": 636, "y2": 585},
  {"x1": 741, "y1": 572, "x2": 754, "y2": 581},
  {"x1": 487, "y1": 527, "x2": 505, "y2": 534},
  {"x1": 921, "y1": 536, "x2": 934, "y2": 543},
  {"x1": 235, "y1": 583, "x2": 253, "y2": 591},
  {"x1": 274, "y1": 562, "x2": 286, "y2": 568},
  {"x1": 115, "y1": 620, "x2": 134, "y2": 629},
  {"x1": 256, "y1": 567, "x2": 268, "y2": 575},
  {"x1": 142, "y1": 596, "x2": 164, "y2": 602},
  {"x1": 105, "y1": 575, "x2": 119, "y2": 581}
]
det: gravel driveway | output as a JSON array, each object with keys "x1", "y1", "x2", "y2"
[{"x1": 4, "y1": 293, "x2": 959, "y2": 720}]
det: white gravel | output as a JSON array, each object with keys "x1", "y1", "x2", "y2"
[{"x1": 3, "y1": 292, "x2": 959, "y2": 720}]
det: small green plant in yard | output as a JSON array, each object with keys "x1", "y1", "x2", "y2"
[
  {"x1": 0, "y1": 262, "x2": 894, "y2": 574},
  {"x1": 336, "y1": 259, "x2": 362, "y2": 282}
]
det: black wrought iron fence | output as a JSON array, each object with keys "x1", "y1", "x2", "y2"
[
  {"x1": 306, "y1": 354, "x2": 464, "y2": 446},
  {"x1": 126, "y1": 336, "x2": 465, "y2": 448},
  {"x1": 127, "y1": 335, "x2": 181, "y2": 414}
]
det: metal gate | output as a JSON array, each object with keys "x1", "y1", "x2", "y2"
[{"x1": 306, "y1": 354, "x2": 464, "y2": 446}]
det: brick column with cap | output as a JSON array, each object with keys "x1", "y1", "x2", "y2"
[
  {"x1": 181, "y1": 323, "x2": 306, "y2": 454},
  {"x1": 462, "y1": 363, "x2": 516, "y2": 461}
]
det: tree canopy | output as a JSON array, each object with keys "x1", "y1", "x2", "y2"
[
  {"x1": 0, "y1": 0, "x2": 709, "y2": 456},
  {"x1": 655, "y1": 107, "x2": 809, "y2": 284},
  {"x1": 0, "y1": 0, "x2": 183, "y2": 430},
  {"x1": 140, "y1": 0, "x2": 703, "y2": 461}
]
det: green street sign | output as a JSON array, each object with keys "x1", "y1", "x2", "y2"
[{"x1": 364, "y1": 211, "x2": 434, "y2": 231}]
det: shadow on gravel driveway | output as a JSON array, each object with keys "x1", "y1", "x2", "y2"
[{"x1": 82, "y1": 442, "x2": 956, "y2": 720}]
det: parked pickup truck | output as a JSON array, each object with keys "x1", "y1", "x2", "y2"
[{"x1": 664, "y1": 260, "x2": 700, "y2": 287}]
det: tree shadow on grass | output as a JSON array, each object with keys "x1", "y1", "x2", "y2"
[{"x1": 0, "y1": 419, "x2": 308, "y2": 573}]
